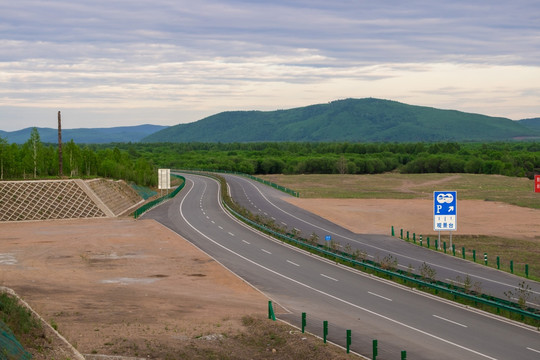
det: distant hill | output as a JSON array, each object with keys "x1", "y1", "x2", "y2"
[
  {"x1": 0, "y1": 124, "x2": 168, "y2": 144},
  {"x1": 142, "y1": 98, "x2": 539, "y2": 143},
  {"x1": 518, "y1": 118, "x2": 540, "y2": 131}
]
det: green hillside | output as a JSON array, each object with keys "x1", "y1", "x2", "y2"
[
  {"x1": 518, "y1": 118, "x2": 540, "y2": 131},
  {"x1": 1, "y1": 124, "x2": 167, "y2": 144},
  {"x1": 142, "y1": 98, "x2": 538, "y2": 143}
]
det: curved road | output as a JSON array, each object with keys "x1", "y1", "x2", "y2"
[
  {"x1": 142, "y1": 173, "x2": 540, "y2": 360},
  {"x1": 223, "y1": 173, "x2": 540, "y2": 308}
]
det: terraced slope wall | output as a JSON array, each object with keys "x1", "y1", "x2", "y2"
[
  {"x1": 0, "y1": 180, "x2": 106, "y2": 221},
  {"x1": 0, "y1": 179, "x2": 143, "y2": 221}
]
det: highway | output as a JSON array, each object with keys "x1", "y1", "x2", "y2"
[
  {"x1": 142, "y1": 173, "x2": 540, "y2": 359},
  {"x1": 223, "y1": 173, "x2": 540, "y2": 308}
]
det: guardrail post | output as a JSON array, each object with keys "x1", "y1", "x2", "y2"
[
  {"x1": 419, "y1": 236, "x2": 423, "y2": 247},
  {"x1": 435, "y1": 239, "x2": 438, "y2": 250},
  {"x1": 497, "y1": 256, "x2": 500, "y2": 269},
  {"x1": 443, "y1": 242, "x2": 447, "y2": 254},
  {"x1": 510, "y1": 260, "x2": 514, "y2": 274},
  {"x1": 462, "y1": 247, "x2": 466, "y2": 259},
  {"x1": 268, "y1": 301, "x2": 276, "y2": 321},
  {"x1": 400, "y1": 229, "x2": 403, "y2": 239},
  {"x1": 346, "y1": 329, "x2": 351, "y2": 354},
  {"x1": 413, "y1": 233, "x2": 416, "y2": 242},
  {"x1": 525, "y1": 264, "x2": 529, "y2": 278},
  {"x1": 373, "y1": 339, "x2": 378, "y2": 360},
  {"x1": 427, "y1": 237, "x2": 430, "y2": 248},
  {"x1": 452, "y1": 244, "x2": 456, "y2": 256},
  {"x1": 392, "y1": 226, "x2": 395, "y2": 237},
  {"x1": 406, "y1": 231, "x2": 409, "y2": 241},
  {"x1": 473, "y1": 250, "x2": 476, "y2": 262},
  {"x1": 484, "y1": 253, "x2": 488, "y2": 266},
  {"x1": 401, "y1": 350, "x2": 407, "y2": 360},
  {"x1": 323, "y1": 321, "x2": 328, "y2": 343},
  {"x1": 302, "y1": 312, "x2": 306, "y2": 333}
]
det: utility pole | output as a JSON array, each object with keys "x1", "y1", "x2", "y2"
[{"x1": 58, "y1": 111, "x2": 63, "y2": 177}]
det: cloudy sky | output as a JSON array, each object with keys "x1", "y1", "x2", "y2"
[{"x1": 1, "y1": 0, "x2": 539, "y2": 131}]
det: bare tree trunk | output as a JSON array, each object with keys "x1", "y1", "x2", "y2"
[
  {"x1": 58, "y1": 111, "x2": 63, "y2": 177},
  {"x1": 33, "y1": 139, "x2": 37, "y2": 179}
]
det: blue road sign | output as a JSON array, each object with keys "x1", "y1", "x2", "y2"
[
  {"x1": 433, "y1": 191, "x2": 457, "y2": 231},
  {"x1": 325, "y1": 235, "x2": 331, "y2": 241}
]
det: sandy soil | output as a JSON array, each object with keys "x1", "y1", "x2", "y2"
[
  {"x1": 285, "y1": 198, "x2": 540, "y2": 241},
  {"x1": 0, "y1": 218, "x2": 269, "y2": 358}
]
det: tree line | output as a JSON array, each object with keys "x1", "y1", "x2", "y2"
[
  {"x1": 111, "y1": 141, "x2": 539, "y2": 178},
  {"x1": 1, "y1": 130, "x2": 538, "y2": 184},
  {"x1": 0, "y1": 128, "x2": 156, "y2": 186}
]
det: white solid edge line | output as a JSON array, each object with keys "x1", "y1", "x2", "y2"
[{"x1": 178, "y1": 177, "x2": 497, "y2": 360}]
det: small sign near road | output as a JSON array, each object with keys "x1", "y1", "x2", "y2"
[
  {"x1": 325, "y1": 235, "x2": 331, "y2": 241},
  {"x1": 535, "y1": 175, "x2": 540, "y2": 193},
  {"x1": 158, "y1": 168, "x2": 170, "y2": 190},
  {"x1": 433, "y1": 191, "x2": 457, "y2": 231}
]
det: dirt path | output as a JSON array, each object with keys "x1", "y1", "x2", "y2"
[{"x1": 396, "y1": 175, "x2": 462, "y2": 194}]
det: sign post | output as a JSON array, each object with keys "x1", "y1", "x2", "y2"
[{"x1": 434, "y1": 191, "x2": 457, "y2": 248}]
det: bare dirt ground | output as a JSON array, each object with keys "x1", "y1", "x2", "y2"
[
  {"x1": 285, "y1": 198, "x2": 540, "y2": 241},
  {"x1": 0, "y1": 218, "x2": 356, "y2": 359}
]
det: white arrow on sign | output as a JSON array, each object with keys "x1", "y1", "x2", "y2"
[{"x1": 449, "y1": 206, "x2": 454, "y2": 212}]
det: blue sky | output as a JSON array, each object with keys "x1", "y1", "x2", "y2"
[{"x1": 1, "y1": 0, "x2": 539, "y2": 131}]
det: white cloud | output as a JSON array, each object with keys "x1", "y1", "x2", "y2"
[{"x1": 0, "y1": 0, "x2": 539, "y2": 131}]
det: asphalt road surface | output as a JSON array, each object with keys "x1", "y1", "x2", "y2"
[
  {"x1": 223, "y1": 173, "x2": 540, "y2": 309},
  {"x1": 142, "y1": 173, "x2": 540, "y2": 360}
]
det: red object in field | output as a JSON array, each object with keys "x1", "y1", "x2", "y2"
[{"x1": 536, "y1": 175, "x2": 540, "y2": 193}]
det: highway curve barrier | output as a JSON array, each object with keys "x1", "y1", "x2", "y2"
[
  {"x1": 222, "y1": 200, "x2": 540, "y2": 326},
  {"x1": 133, "y1": 175, "x2": 186, "y2": 218}
]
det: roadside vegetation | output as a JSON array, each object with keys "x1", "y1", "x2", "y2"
[
  {"x1": 0, "y1": 128, "x2": 156, "y2": 186},
  {"x1": 110, "y1": 141, "x2": 539, "y2": 180},
  {"x1": 1, "y1": 129, "x2": 538, "y2": 187}
]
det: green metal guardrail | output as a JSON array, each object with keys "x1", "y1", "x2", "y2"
[
  {"x1": 132, "y1": 175, "x2": 185, "y2": 218},
  {"x1": 172, "y1": 168, "x2": 299, "y2": 197},
  {"x1": 223, "y1": 201, "x2": 540, "y2": 325}
]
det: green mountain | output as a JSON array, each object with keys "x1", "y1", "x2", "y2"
[
  {"x1": 0, "y1": 124, "x2": 168, "y2": 144},
  {"x1": 518, "y1": 118, "x2": 540, "y2": 131},
  {"x1": 142, "y1": 98, "x2": 538, "y2": 143}
]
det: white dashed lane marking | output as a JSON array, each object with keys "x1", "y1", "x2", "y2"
[{"x1": 320, "y1": 274, "x2": 338, "y2": 282}]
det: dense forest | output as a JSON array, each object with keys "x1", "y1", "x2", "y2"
[
  {"x1": 1, "y1": 129, "x2": 539, "y2": 186},
  {"x1": 0, "y1": 128, "x2": 156, "y2": 186},
  {"x1": 112, "y1": 141, "x2": 539, "y2": 179}
]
